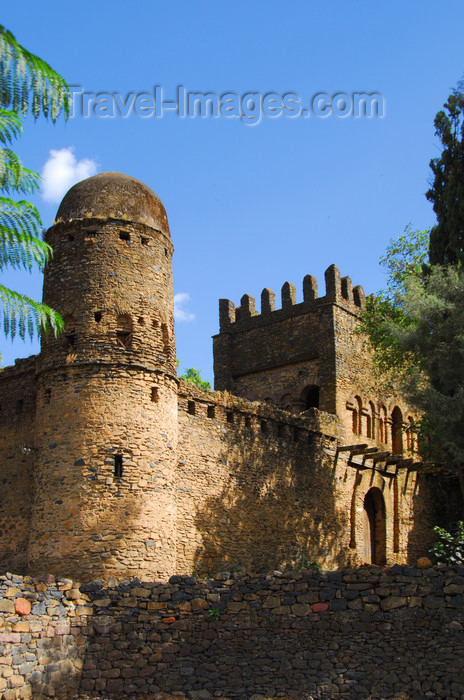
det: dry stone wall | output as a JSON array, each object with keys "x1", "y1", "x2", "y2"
[{"x1": 1, "y1": 566, "x2": 464, "y2": 699}]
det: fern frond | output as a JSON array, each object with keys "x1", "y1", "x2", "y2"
[
  {"x1": 0, "y1": 195, "x2": 41, "y2": 235},
  {"x1": 0, "y1": 108, "x2": 22, "y2": 144},
  {"x1": 0, "y1": 149, "x2": 40, "y2": 194},
  {"x1": 0, "y1": 283, "x2": 63, "y2": 342},
  {"x1": 0, "y1": 229, "x2": 51, "y2": 271},
  {"x1": 0, "y1": 26, "x2": 69, "y2": 121},
  {"x1": 0, "y1": 197, "x2": 51, "y2": 272}
]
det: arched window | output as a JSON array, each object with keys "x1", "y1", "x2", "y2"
[
  {"x1": 353, "y1": 396, "x2": 362, "y2": 435},
  {"x1": 367, "y1": 401, "x2": 376, "y2": 439},
  {"x1": 391, "y1": 406, "x2": 403, "y2": 454},
  {"x1": 116, "y1": 314, "x2": 133, "y2": 348},
  {"x1": 300, "y1": 385, "x2": 320, "y2": 411},
  {"x1": 378, "y1": 405, "x2": 387, "y2": 443}
]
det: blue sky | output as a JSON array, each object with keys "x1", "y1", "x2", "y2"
[{"x1": 2, "y1": 1, "x2": 464, "y2": 384}]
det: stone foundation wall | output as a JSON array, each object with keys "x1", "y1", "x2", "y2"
[{"x1": 1, "y1": 565, "x2": 464, "y2": 699}]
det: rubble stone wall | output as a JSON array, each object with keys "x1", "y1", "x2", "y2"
[{"x1": 1, "y1": 566, "x2": 463, "y2": 699}]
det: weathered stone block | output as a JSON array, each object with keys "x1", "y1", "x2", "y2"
[{"x1": 380, "y1": 596, "x2": 407, "y2": 611}]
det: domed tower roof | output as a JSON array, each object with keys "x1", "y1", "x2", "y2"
[{"x1": 55, "y1": 171, "x2": 170, "y2": 235}]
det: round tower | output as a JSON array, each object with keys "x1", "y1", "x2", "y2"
[{"x1": 29, "y1": 172, "x2": 178, "y2": 581}]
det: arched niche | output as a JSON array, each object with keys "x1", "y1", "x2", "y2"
[{"x1": 391, "y1": 406, "x2": 403, "y2": 454}]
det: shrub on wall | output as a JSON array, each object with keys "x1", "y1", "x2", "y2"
[{"x1": 430, "y1": 521, "x2": 464, "y2": 565}]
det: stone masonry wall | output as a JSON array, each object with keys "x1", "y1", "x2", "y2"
[
  {"x1": 175, "y1": 381, "x2": 434, "y2": 572},
  {"x1": 0, "y1": 357, "x2": 37, "y2": 575},
  {"x1": 331, "y1": 301, "x2": 418, "y2": 450},
  {"x1": 176, "y1": 382, "x2": 345, "y2": 574},
  {"x1": 212, "y1": 265, "x2": 420, "y2": 454},
  {"x1": 0, "y1": 366, "x2": 437, "y2": 585},
  {"x1": 28, "y1": 366, "x2": 178, "y2": 583},
  {"x1": 27, "y1": 207, "x2": 178, "y2": 583},
  {"x1": 213, "y1": 285, "x2": 336, "y2": 414},
  {"x1": 1, "y1": 565, "x2": 464, "y2": 699}
]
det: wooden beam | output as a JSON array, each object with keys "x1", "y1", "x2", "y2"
[
  {"x1": 370, "y1": 452, "x2": 391, "y2": 464},
  {"x1": 336, "y1": 444, "x2": 368, "y2": 453}
]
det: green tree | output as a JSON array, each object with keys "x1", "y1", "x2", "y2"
[
  {"x1": 179, "y1": 365, "x2": 211, "y2": 391},
  {"x1": 359, "y1": 225, "x2": 429, "y2": 378},
  {"x1": 0, "y1": 25, "x2": 69, "y2": 353},
  {"x1": 360, "y1": 227, "x2": 464, "y2": 503},
  {"x1": 427, "y1": 85, "x2": 464, "y2": 266}
]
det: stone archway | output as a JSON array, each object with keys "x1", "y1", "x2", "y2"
[{"x1": 363, "y1": 487, "x2": 386, "y2": 565}]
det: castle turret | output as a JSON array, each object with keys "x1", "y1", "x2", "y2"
[{"x1": 28, "y1": 172, "x2": 178, "y2": 581}]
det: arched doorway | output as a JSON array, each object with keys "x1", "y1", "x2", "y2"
[
  {"x1": 363, "y1": 487, "x2": 386, "y2": 565},
  {"x1": 300, "y1": 385, "x2": 320, "y2": 411}
]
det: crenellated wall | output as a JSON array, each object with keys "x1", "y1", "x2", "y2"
[
  {"x1": 216, "y1": 264, "x2": 366, "y2": 331},
  {"x1": 214, "y1": 265, "x2": 368, "y2": 413}
]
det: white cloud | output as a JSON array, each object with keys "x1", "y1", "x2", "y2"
[
  {"x1": 41, "y1": 147, "x2": 98, "y2": 204},
  {"x1": 174, "y1": 293, "x2": 195, "y2": 322}
]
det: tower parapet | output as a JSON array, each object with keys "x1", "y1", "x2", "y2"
[{"x1": 217, "y1": 264, "x2": 365, "y2": 332}]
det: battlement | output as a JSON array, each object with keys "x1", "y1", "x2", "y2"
[{"x1": 218, "y1": 264, "x2": 366, "y2": 331}]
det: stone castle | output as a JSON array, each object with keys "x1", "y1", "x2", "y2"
[{"x1": 0, "y1": 172, "x2": 450, "y2": 583}]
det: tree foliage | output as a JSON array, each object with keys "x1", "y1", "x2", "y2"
[
  {"x1": 427, "y1": 86, "x2": 464, "y2": 266},
  {"x1": 179, "y1": 365, "x2": 211, "y2": 391},
  {"x1": 0, "y1": 26, "x2": 69, "y2": 351},
  {"x1": 358, "y1": 225, "x2": 429, "y2": 378},
  {"x1": 0, "y1": 25, "x2": 69, "y2": 121},
  {"x1": 360, "y1": 84, "x2": 464, "y2": 511},
  {"x1": 429, "y1": 521, "x2": 464, "y2": 566}
]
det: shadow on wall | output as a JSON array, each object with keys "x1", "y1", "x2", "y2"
[
  {"x1": 192, "y1": 428, "x2": 349, "y2": 575},
  {"x1": 406, "y1": 471, "x2": 464, "y2": 564}
]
